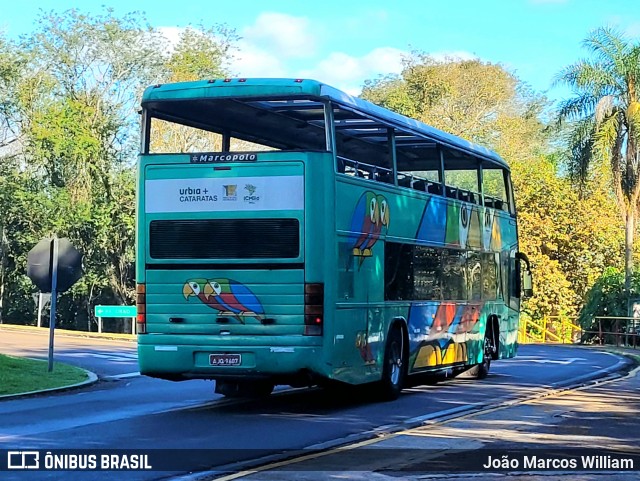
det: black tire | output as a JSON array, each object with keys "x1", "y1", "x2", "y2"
[
  {"x1": 379, "y1": 325, "x2": 407, "y2": 401},
  {"x1": 466, "y1": 333, "x2": 494, "y2": 379}
]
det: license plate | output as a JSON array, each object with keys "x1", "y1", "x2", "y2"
[{"x1": 209, "y1": 354, "x2": 242, "y2": 366}]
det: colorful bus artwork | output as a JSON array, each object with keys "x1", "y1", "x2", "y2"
[{"x1": 135, "y1": 78, "x2": 532, "y2": 400}]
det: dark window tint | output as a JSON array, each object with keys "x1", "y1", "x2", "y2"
[
  {"x1": 384, "y1": 243, "x2": 415, "y2": 301},
  {"x1": 385, "y1": 243, "x2": 442, "y2": 301},
  {"x1": 441, "y1": 249, "x2": 466, "y2": 301},
  {"x1": 481, "y1": 253, "x2": 499, "y2": 300},
  {"x1": 467, "y1": 251, "x2": 482, "y2": 300},
  {"x1": 150, "y1": 219, "x2": 299, "y2": 259},
  {"x1": 413, "y1": 246, "x2": 442, "y2": 300}
]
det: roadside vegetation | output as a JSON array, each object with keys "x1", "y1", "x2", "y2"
[
  {"x1": 0, "y1": 8, "x2": 638, "y2": 336},
  {"x1": 0, "y1": 354, "x2": 88, "y2": 396}
]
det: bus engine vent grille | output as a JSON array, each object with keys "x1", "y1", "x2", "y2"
[{"x1": 150, "y1": 219, "x2": 300, "y2": 259}]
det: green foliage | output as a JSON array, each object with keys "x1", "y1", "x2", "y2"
[
  {"x1": 513, "y1": 155, "x2": 623, "y2": 319},
  {"x1": 362, "y1": 54, "x2": 626, "y2": 321},
  {"x1": 0, "y1": 8, "x2": 236, "y2": 330},
  {"x1": 362, "y1": 53, "x2": 548, "y2": 162},
  {"x1": 165, "y1": 25, "x2": 237, "y2": 82},
  {"x1": 578, "y1": 267, "x2": 640, "y2": 341},
  {"x1": 555, "y1": 27, "x2": 640, "y2": 291},
  {"x1": 578, "y1": 268, "x2": 628, "y2": 325}
]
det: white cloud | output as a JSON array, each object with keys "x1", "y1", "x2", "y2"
[
  {"x1": 297, "y1": 48, "x2": 478, "y2": 95},
  {"x1": 242, "y1": 12, "x2": 317, "y2": 59},
  {"x1": 298, "y1": 47, "x2": 408, "y2": 95},
  {"x1": 229, "y1": 40, "x2": 288, "y2": 78},
  {"x1": 624, "y1": 22, "x2": 640, "y2": 37},
  {"x1": 228, "y1": 12, "x2": 317, "y2": 79},
  {"x1": 157, "y1": 26, "x2": 182, "y2": 47},
  {"x1": 218, "y1": 12, "x2": 478, "y2": 96}
]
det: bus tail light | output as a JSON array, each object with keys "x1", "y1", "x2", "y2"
[
  {"x1": 304, "y1": 283, "x2": 324, "y2": 336},
  {"x1": 136, "y1": 284, "x2": 147, "y2": 334}
]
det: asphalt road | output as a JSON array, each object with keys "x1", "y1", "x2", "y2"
[{"x1": 0, "y1": 327, "x2": 629, "y2": 481}]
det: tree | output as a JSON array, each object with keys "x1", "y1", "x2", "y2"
[
  {"x1": 149, "y1": 25, "x2": 237, "y2": 153},
  {"x1": 512, "y1": 155, "x2": 623, "y2": 319},
  {"x1": 164, "y1": 25, "x2": 236, "y2": 82},
  {"x1": 0, "y1": 9, "x2": 236, "y2": 329},
  {"x1": 362, "y1": 53, "x2": 548, "y2": 162},
  {"x1": 361, "y1": 54, "x2": 625, "y2": 321},
  {"x1": 555, "y1": 27, "x2": 640, "y2": 298}
]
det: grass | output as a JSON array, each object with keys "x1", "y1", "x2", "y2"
[{"x1": 0, "y1": 354, "x2": 88, "y2": 396}]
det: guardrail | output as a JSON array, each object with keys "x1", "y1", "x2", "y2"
[
  {"x1": 518, "y1": 316, "x2": 582, "y2": 344},
  {"x1": 581, "y1": 316, "x2": 640, "y2": 348},
  {"x1": 518, "y1": 315, "x2": 640, "y2": 348}
]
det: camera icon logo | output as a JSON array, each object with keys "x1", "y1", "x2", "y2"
[{"x1": 7, "y1": 451, "x2": 40, "y2": 469}]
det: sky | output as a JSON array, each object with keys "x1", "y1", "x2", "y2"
[{"x1": 2, "y1": 0, "x2": 640, "y2": 103}]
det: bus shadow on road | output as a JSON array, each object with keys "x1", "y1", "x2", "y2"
[{"x1": 197, "y1": 372, "x2": 535, "y2": 419}]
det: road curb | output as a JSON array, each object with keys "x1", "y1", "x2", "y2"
[{"x1": 0, "y1": 367, "x2": 99, "y2": 401}]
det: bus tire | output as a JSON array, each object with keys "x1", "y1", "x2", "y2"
[
  {"x1": 466, "y1": 332, "x2": 494, "y2": 379},
  {"x1": 379, "y1": 325, "x2": 407, "y2": 401}
]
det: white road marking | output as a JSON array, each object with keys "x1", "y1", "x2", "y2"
[
  {"x1": 63, "y1": 352, "x2": 138, "y2": 362},
  {"x1": 506, "y1": 357, "x2": 586, "y2": 365},
  {"x1": 102, "y1": 372, "x2": 141, "y2": 380}
]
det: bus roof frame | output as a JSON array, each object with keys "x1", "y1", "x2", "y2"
[{"x1": 141, "y1": 78, "x2": 509, "y2": 171}]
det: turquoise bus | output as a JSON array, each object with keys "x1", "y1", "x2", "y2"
[{"x1": 136, "y1": 78, "x2": 532, "y2": 400}]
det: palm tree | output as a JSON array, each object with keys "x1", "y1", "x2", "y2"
[{"x1": 555, "y1": 27, "x2": 640, "y2": 296}]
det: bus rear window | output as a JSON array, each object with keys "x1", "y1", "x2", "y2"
[
  {"x1": 149, "y1": 219, "x2": 300, "y2": 259},
  {"x1": 145, "y1": 97, "x2": 328, "y2": 154},
  {"x1": 149, "y1": 118, "x2": 278, "y2": 154}
]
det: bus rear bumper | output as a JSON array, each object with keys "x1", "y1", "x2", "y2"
[{"x1": 137, "y1": 341, "x2": 324, "y2": 383}]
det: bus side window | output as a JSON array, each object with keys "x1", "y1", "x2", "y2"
[
  {"x1": 384, "y1": 242, "x2": 414, "y2": 301},
  {"x1": 441, "y1": 249, "x2": 466, "y2": 301},
  {"x1": 467, "y1": 251, "x2": 482, "y2": 300},
  {"x1": 384, "y1": 243, "x2": 443, "y2": 301},
  {"x1": 482, "y1": 167, "x2": 510, "y2": 212},
  {"x1": 481, "y1": 252, "x2": 499, "y2": 300}
]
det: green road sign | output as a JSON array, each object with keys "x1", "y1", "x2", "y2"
[{"x1": 94, "y1": 305, "x2": 137, "y2": 318}]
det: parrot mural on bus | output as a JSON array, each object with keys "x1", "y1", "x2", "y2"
[
  {"x1": 350, "y1": 191, "x2": 390, "y2": 265},
  {"x1": 183, "y1": 278, "x2": 265, "y2": 323}
]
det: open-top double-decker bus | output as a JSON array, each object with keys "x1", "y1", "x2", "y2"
[{"x1": 136, "y1": 78, "x2": 532, "y2": 399}]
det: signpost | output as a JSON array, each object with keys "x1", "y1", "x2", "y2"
[
  {"x1": 26, "y1": 237, "x2": 83, "y2": 372},
  {"x1": 94, "y1": 305, "x2": 137, "y2": 334}
]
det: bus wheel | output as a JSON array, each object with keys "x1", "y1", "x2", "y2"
[
  {"x1": 466, "y1": 333, "x2": 494, "y2": 379},
  {"x1": 379, "y1": 325, "x2": 406, "y2": 401}
]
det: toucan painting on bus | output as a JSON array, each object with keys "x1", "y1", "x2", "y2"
[
  {"x1": 350, "y1": 191, "x2": 390, "y2": 265},
  {"x1": 183, "y1": 278, "x2": 265, "y2": 323}
]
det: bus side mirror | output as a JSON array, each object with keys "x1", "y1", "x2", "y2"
[{"x1": 516, "y1": 252, "x2": 533, "y2": 299}]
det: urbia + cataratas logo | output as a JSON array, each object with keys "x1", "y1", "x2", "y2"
[{"x1": 178, "y1": 186, "x2": 217, "y2": 202}]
